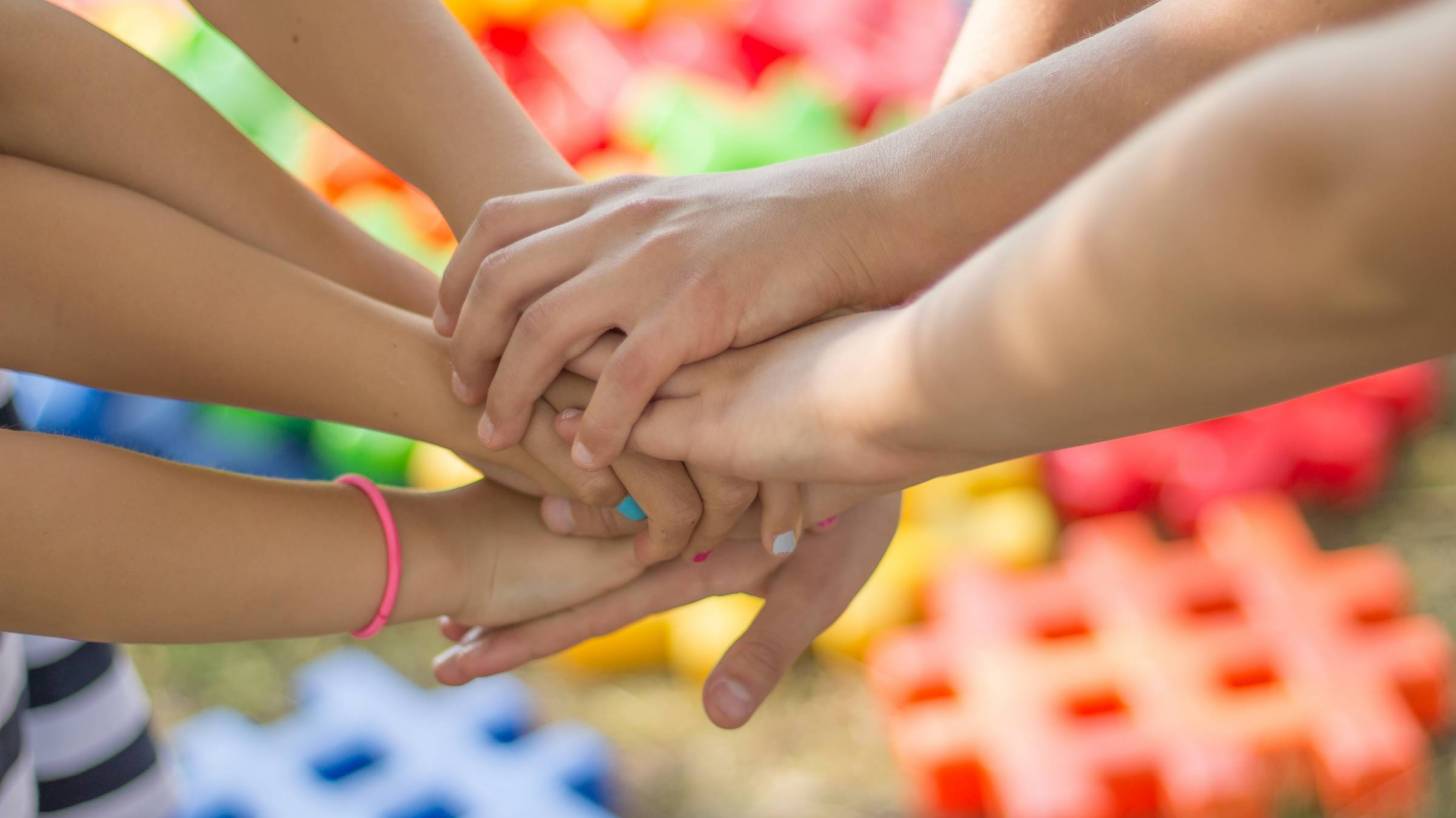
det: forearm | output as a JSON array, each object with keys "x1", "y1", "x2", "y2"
[
  {"x1": 0, "y1": 0, "x2": 435, "y2": 315},
  {"x1": 845, "y1": 0, "x2": 1412, "y2": 300},
  {"x1": 188, "y1": 0, "x2": 577, "y2": 235},
  {"x1": 933, "y1": 0, "x2": 1153, "y2": 107},
  {"x1": 0, "y1": 158, "x2": 567, "y2": 494},
  {"x1": 0, "y1": 429, "x2": 459, "y2": 642},
  {"x1": 891, "y1": 1, "x2": 1456, "y2": 468}
]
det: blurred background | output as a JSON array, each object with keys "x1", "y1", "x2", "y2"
[{"x1": 22, "y1": 1, "x2": 1456, "y2": 816}]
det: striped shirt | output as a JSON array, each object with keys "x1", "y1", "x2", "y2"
[{"x1": 0, "y1": 390, "x2": 176, "y2": 818}]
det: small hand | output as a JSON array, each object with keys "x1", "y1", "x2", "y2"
[
  {"x1": 433, "y1": 493, "x2": 901, "y2": 729},
  {"x1": 434, "y1": 159, "x2": 911, "y2": 472},
  {"x1": 584, "y1": 309, "x2": 952, "y2": 486},
  {"x1": 420, "y1": 480, "x2": 646, "y2": 630},
  {"x1": 544, "y1": 372, "x2": 769, "y2": 562}
]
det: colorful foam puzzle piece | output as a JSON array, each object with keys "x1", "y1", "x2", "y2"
[
  {"x1": 171, "y1": 650, "x2": 619, "y2": 818},
  {"x1": 1045, "y1": 363, "x2": 1443, "y2": 532},
  {"x1": 737, "y1": 0, "x2": 960, "y2": 119},
  {"x1": 310, "y1": 422, "x2": 416, "y2": 485},
  {"x1": 868, "y1": 493, "x2": 1450, "y2": 818}
]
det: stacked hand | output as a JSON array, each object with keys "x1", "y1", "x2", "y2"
[
  {"x1": 421, "y1": 162, "x2": 949, "y2": 728},
  {"x1": 435, "y1": 493, "x2": 901, "y2": 729}
]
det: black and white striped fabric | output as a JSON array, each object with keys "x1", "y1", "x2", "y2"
[
  {"x1": 0, "y1": 635, "x2": 37, "y2": 818},
  {"x1": 18, "y1": 639, "x2": 176, "y2": 818},
  {"x1": 0, "y1": 388, "x2": 177, "y2": 818}
]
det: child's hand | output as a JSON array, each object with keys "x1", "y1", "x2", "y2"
[
  {"x1": 434, "y1": 159, "x2": 917, "y2": 473},
  {"x1": 410, "y1": 480, "x2": 645, "y2": 630},
  {"x1": 540, "y1": 371, "x2": 763, "y2": 563},
  {"x1": 587, "y1": 309, "x2": 959, "y2": 487},
  {"x1": 432, "y1": 493, "x2": 901, "y2": 729}
]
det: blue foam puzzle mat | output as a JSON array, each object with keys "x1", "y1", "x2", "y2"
[{"x1": 170, "y1": 650, "x2": 619, "y2": 818}]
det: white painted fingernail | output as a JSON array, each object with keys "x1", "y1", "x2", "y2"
[
  {"x1": 771, "y1": 530, "x2": 797, "y2": 556},
  {"x1": 432, "y1": 643, "x2": 465, "y2": 671},
  {"x1": 572, "y1": 439, "x2": 596, "y2": 468}
]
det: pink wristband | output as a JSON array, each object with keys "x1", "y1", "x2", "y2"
[{"x1": 336, "y1": 474, "x2": 401, "y2": 639}]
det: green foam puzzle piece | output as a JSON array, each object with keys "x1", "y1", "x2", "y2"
[{"x1": 311, "y1": 422, "x2": 415, "y2": 486}]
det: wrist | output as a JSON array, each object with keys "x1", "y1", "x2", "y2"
[
  {"x1": 854, "y1": 303, "x2": 1000, "y2": 480},
  {"x1": 381, "y1": 489, "x2": 467, "y2": 624}
]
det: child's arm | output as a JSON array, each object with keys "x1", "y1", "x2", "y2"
[
  {"x1": 434, "y1": 0, "x2": 1411, "y2": 471},
  {"x1": 184, "y1": 0, "x2": 578, "y2": 236},
  {"x1": 179, "y1": 1, "x2": 760, "y2": 560},
  {"x1": 0, "y1": 0, "x2": 435, "y2": 316},
  {"x1": 0, "y1": 429, "x2": 641, "y2": 643},
  {"x1": 619, "y1": 0, "x2": 1456, "y2": 486},
  {"x1": 932, "y1": 0, "x2": 1154, "y2": 108},
  {"x1": 0, "y1": 155, "x2": 624, "y2": 503}
]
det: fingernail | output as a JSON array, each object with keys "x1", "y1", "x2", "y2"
[
  {"x1": 451, "y1": 370, "x2": 471, "y2": 402},
  {"x1": 559, "y1": 408, "x2": 583, "y2": 423},
  {"x1": 692, "y1": 550, "x2": 712, "y2": 563},
  {"x1": 815, "y1": 516, "x2": 839, "y2": 531},
  {"x1": 771, "y1": 530, "x2": 797, "y2": 556},
  {"x1": 710, "y1": 678, "x2": 754, "y2": 724},
  {"x1": 615, "y1": 495, "x2": 646, "y2": 522},
  {"x1": 433, "y1": 304, "x2": 452, "y2": 335},
  {"x1": 572, "y1": 439, "x2": 596, "y2": 468},
  {"x1": 477, "y1": 412, "x2": 497, "y2": 446},
  {"x1": 542, "y1": 496, "x2": 575, "y2": 534},
  {"x1": 432, "y1": 642, "x2": 465, "y2": 671},
  {"x1": 460, "y1": 625, "x2": 487, "y2": 644}
]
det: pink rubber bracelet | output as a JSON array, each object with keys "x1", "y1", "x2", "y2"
[{"x1": 336, "y1": 474, "x2": 401, "y2": 639}]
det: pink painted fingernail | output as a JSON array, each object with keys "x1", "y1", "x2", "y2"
[
  {"x1": 692, "y1": 550, "x2": 712, "y2": 563},
  {"x1": 815, "y1": 516, "x2": 839, "y2": 531}
]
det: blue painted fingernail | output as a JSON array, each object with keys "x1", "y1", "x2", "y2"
[{"x1": 615, "y1": 496, "x2": 646, "y2": 521}]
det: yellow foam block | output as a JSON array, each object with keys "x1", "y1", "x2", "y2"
[
  {"x1": 554, "y1": 613, "x2": 671, "y2": 674},
  {"x1": 817, "y1": 492, "x2": 1058, "y2": 661},
  {"x1": 812, "y1": 532, "x2": 929, "y2": 660},
  {"x1": 900, "y1": 457, "x2": 1042, "y2": 526},
  {"x1": 961, "y1": 486, "x2": 1059, "y2": 569},
  {"x1": 405, "y1": 443, "x2": 482, "y2": 491},
  {"x1": 666, "y1": 595, "x2": 762, "y2": 681}
]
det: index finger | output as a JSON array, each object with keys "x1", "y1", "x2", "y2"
[{"x1": 435, "y1": 187, "x2": 592, "y2": 335}]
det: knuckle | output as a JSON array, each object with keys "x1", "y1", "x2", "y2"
[
  {"x1": 661, "y1": 508, "x2": 702, "y2": 540},
  {"x1": 606, "y1": 173, "x2": 650, "y2": 192},
  {"x1": 476, "y1": 245, "x2": 516, "y2": 278},
  {"x1": 708, "y1": 482, "x2": 757, "y2": 515},
  {"x1": 516, "y1": 300, "x2": 560, "y2": 344},
  {"x1": 620, "y1": 195, "x2": 674, "y2": 222},
  {"x1": 474, "y1": 195, "x2": 517, "y2": 226},
  {"x1": 633, "y1": 227, "x2": 687, "y2": 261},
  {"x1": 578, "y1": 475, "x2": 625, "y2": 507},
  {"x1": 608, "y1": 346, "x2": 657, "y2": 397},
  {"x1": 729, "y1": 638, "x2": 786, "y2": 686}
]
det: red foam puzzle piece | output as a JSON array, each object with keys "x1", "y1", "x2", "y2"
[
  {"x1": 869, "y1": 493, "x2": 1450, "y2": 818},
  {"x1": 1045, "y1": 364, "x2": 1442, "y2": 532}
]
